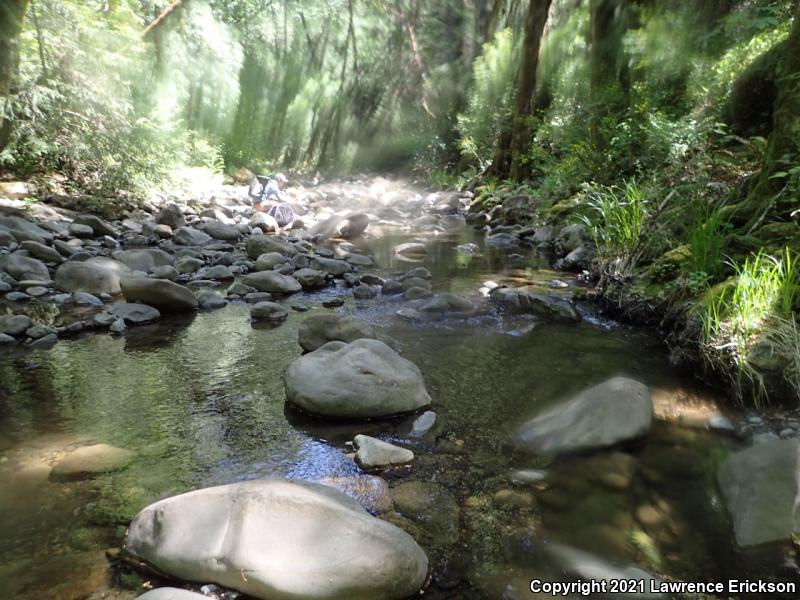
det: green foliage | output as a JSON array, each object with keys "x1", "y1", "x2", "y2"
[
  {"x1": 579, "y1": 179, "x2": 649, "y2": 263},
  {"x1": 699, "y1": 248, "x2": 799, "y2": 403},
  {"x1": 687, "y1": 204, "x2": 729, "y2": 280}
]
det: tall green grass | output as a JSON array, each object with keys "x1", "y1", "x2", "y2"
[
  {"x1": 580, "y1": 180, "x2": 648, "y2": 264},
  {"x1": 699, "y1": 247, "x2": 800, "y2": 404},
  {"x1": 688, "y1": 204, "x2": 728, "y2": 279}
]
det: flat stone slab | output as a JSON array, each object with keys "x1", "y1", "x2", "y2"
[{"x1": 50, "y1": 444, "x2": 135, "y2": 480}]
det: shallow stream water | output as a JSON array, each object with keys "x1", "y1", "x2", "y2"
[{"x1": 1, "y1": 199, "x2": 798, "y2": 599}]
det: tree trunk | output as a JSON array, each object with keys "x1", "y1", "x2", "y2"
[
  {"x1": 738, "y1": 2, "x2": 800, "y2": 228},
  {"x1": 0, "y1": 0, "x2": 30, "y2": 153},
  {"x1": 490, "y1": 0, "x2": 551, "y2": 179}
]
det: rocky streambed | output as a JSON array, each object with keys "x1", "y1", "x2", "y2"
[{"x1": 1, "y1": 176, "x2": 799, "y2": 599}]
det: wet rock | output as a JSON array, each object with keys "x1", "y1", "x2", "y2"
[
  {"x1": 285, "y1": 339, "x2": 431, "y2": 418},
  {"x1": 203, "y1": 265, "x2": 235, "y2": 280},
  {"x1": 310, "y1": 256, "x2": 351, "y2": 276},
  {"x1": 242, "y1": 271, "x2": 302, "y2": 294},
  {"x1": 0, "y1": 314, "x2": 32, "y2": 337},
  {"x1": 26, "y1": 285, "x2": 48, "y2": 297},
  {"x1": 136, "y1": 589, "x2": 208, "y2": 600},
  {"x1": 318, "y1": 475, "x2": 393, "y2": 514},
  {"x1": 245, "y1": 292, "x2": 273, "y2": 303},
  {"x1": 493, "y1": 489, "x2": 534, "y2": 509},
  {"x1": 109, "y1": 302, "x2": 161, "y2": 325},
  {"x1": 490, "y1": 287, "x2": 580, "y2": 323},
  {"x1": 154, "y1": 223, "x2": 173, "y2": 239},
  {"x1": 73, "y1": 291, "x2": 103, "y2": 306},
  {"x1": 152, "y1": 265, "x2": 179, "y2": 281},
  {"x1": 5, "y1": 291, "x2": 30, "y2": 302},
  {"x1": 50, "y1": 443, "x2": 135, "y2": 480},
  {"x1": 404, "y1": 287, "x2": 433, "y2": 301},
  {"x1": 382, "y1": 279, "x2": 403, "y2": 295},
  {"x1": 197, "y1": 290, "x2": 227, "y2": 310},
  {"x1": 246, "y1": 235, "x2": 298, "y2": 259},
  {"x1": 176, "y1": 256, "x2": 204, "y2": 274},
  {"x1": 401, "y1": 277, "x2": 431, "y2": 292},
  {"x1": 0, "y1": 333, "x2": 16, "y2": 344},
  {"x1": 20, "y1": 241, "x2": 63, "y2": 264},
  {"x1": 112, "y1": 249, "x2": 174, "y2": 272},
  {"x1": 0, "y1": 215, "x2": 54, "y2": 244},
  {"x1": 174, "y1": 226, "x2": 212, "y2": 246},
  {"x1": 156, "y1": 204, "x2": 185, "y2": 230},
  {"x1": 255, "y1": 252, "x2": 290, "y2": 271},
  {"x1": 298, "y1": 314, "x2": 376, "y2": 352},
  {"x1": 360, "y1": 273, "x2": 384, "y2": 286},
  {"x1": 228, "y1": 281, "x2": 256, "y2": 296},
  {"x1": 391, "y1": 481, "x2": 460, "y2": 545},
  {"x1": 25, "y1": 324, "x2": 55, "y2": 339},
  {"x1": 346, "y1": 253, "x2": 374, "y2": 267},
  {"x1": 485, "y1": 232, "x2": 519, "y2": 247},
  {"x1": 353, "y1": 284, "x2": 377, "y2": 299},
  {"x1": 322, "y1": 297, "x2": 345, "y2": 308},
  {"x1": 354, "y1": 435, "x2": 414, "y2": 470},
  {"x1": 54, "y1": 257, "x2": 131, "y2": 294},
  {"x1": 419, "y1": 293, "x2": 477, "y2": 316},
  {"x1": 717, "y1": 439, "x2": 800, "y2": 547},
  {"x1": 250, "y1": 301, "x2": 288, "y2": 321},
  {"x1": 516, "y1": 377, "x2": 652, "y2": 454},
  {"x1": 393, "y1": 242, "x2": 427, "y2": 260},
  {"x1": 555, "y1": 244, "x2": 595, "y2": 271},
  {"x1": 0, "y1": 253, "x2": 50, "y2": 281},
  {"x1": 557, "y1": 223, "x2": 591, "y2": 253},
  {"x1": 120, "y1": 277, "x2": 199, "y2": 312},
  {"x1": 309, "y1": 212, "x2": 369, "y2": 239},
  {"x1": 293, "y1": 268, "x2": 326, "y2": 290},
  {"x1": 410, "y1": 411, "x2": 437, "y2": 437},
  {"x1": 127, "y1": 480, "x2": 429, "y2": 600}
]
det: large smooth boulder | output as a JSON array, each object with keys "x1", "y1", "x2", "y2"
[
  {"x1": 20, "y1": 241, "x2": 63, "y2": 264},
  {"x1": 74, "y1": 214, "x2": 117, "y2": 237},
  {"x1": 242, "y1": 271, "x2": 302, "y2": 294},
  {"x1": 127, "y1": 480, "x2": 428, "y2": 600},
  {"x1": 490, "y1": 287, "x2": 580, "y2": 323},
  {"x1": 246, "y1": 235, "x2": 297, "y2": 259},
  {"x1": 54, "y1": 258, "x2": 132, "y2": 294},
  {"x1": 284, "y1": 339, "x2": 431, "y2": 418},
  {"x1": 515, "y1": 377, "x2": 652, "y2": 454},
  {"x1": 255, "y1": 252, "x2": 289, "y2": 271},
  {"x1": 112, "y1": 249, "x2": 174, "y2": 273},
  {"x1": 250, "y1": 301, "x2": 288, "y2": 321},
  {"x1": 717, "y1": 439, "x2": 800, "y2": 547},
  {"x1": 0, "y1": 252, "x2": 50, "y2": 281},
  {"x1": 309, "y1": 256, "x2": 351, "y2": 276},
  {"x1": 0, "y1": 216, "x2": 53, "y2": 245},
  {"x1": 120, "y1": 277, "x2": 198, "y2": 312},
  {"x1": 298, "y1": 314, "x2": 376, "y2": 352},
  {"x1": 293, "y1": 268, "x2": 326, "y2": 290},
  {"x1": 0, "y1": 314, "x2": 32, "y2": 337},
  {"x1": 204, "y1": 219, "x2": 240, "y2": 241}
]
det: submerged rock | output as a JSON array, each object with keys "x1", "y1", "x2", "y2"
[
  {"x1": 391, "y1": 481, "x2": 460, "y2": 545},
  {"x1": 717, "y1": 439, "x2": 800, "y2": 547},
  {"x1": 353, "y1": 434, "x2": 414, "y2": 470},
  {"x1": 250, "y1": 301, "x2": 288, "y2": 321},
  {"x1": 317, "y1": 475, "x2": 394, "y2": 514},
  {"x1": 515, "y1": 377, "x2": 652, "y2": 454},
  {"x1": 126, "y1": 479, "x2": 428, "y2": 600},
  {"x1": 297, "y1": 313, "x2": 376, "y2": 353},
  {"x1": 490, "y1": 287, "x2": 580, "y2": 323},
  {"x1": 109, "y1": 302, "x2": 161, "y2": 325},
  {"x1": 284, "y1": 339, "x2": 431, "y2": 418},
  {"x1": 50, "y1": 443, "x2": 135, "y2": 480}
]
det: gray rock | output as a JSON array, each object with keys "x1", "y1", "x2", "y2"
[
  {"x1": 54, "y1": 258, "x2": 132, "y2": 294},
  {"x1": 245, "y1": 292, "x2": 273, "y2": 303},
  {"x1": 402, "y1": 277, "x2": 431, "y2": 292},
  {"x1": 516, "y1": 377, "x2": 652, "y2": 454},
  {"x1": 251, "y1": 301, "x2": 288, "y2": 321},
  {"x1": 718, "y1": 439, "x2": 800, "y2": 547},
  {"x1": 298, "y1": 314, "x2": 376, "y2": 353},
  {"x1": 419, "y1": 293, "x2": 476, "y2": 316},
  {"x1": 154, "y1": 223, "x2": 173, "y2": 239},
  {"x1": 120, "y1": 277, "x2": 199, "y2": 312},
  {"x1": 346, "y1": 253, "x2": 374, "y2": 267},
  {"x1": 176, "y1": 256, "x2": 204, "y2": 274},
  {"x1": 203, "y1": 265, "x2": 235, "y2": 280},
  {"x1": 485, "y1": 232, "x2": 519, "y2": 247},
  {"x1": 5, "y1": 291, "x2": 30, "y2": 302},
  {"x1": 136, "y1": 589, "x2": 208, "y2": 600},
  {"x1": 404, "y1": 287, "x2": 433, "y2": 301},
  {"x1": 353, "y1": 284, "x2": 376, "y2": 299},
  {"x1": 174, "y1": 227, "x2": 212, "y2": 246},
  {"x1": 382, "y1": 280, "x2": 403, "y2": 295},
  {"x1": 255, "y1": 252, "x2": 290, "y2": 271},
  {"x1": 127, "y1": 480, "x2": 428, "y2": 600},
  {"x1": 53, "y1": 239, "x2": 78, "y2": 257},
  {"x1": 20, "y1": 241, "x2": 63, "y2": 264},
  {"x1": 204, "y1": 219, "x2": 240, "y2": 241},
  {"x1": 490, "y1": 287, "x2": 580, "y2": 323},
  {"x1": 228, "y1": 281, "x2": 256, "y2": 296},
  {"x1": 0, "y1": 314, "x2": 32, "y2": 336},
  {"x1": 25, "y1": 324, "x2": 55, "y2": 339},
  {"x1": 354, "y1": 435, "x2": 414, "y2": 470},
  {"x1": 246, "y1": 235, "x2": 298, "y2": 259},
  {"x1": 285, "y1": 339, "x2": 431, "y2": 419},
  {"x1": 0, "y1": 333, "x2": 16, "y2": 344},
  {"x1": 310, "y1": 256, "x2": 351, "y2": 276},
  {"x1": 50, "y1": 443, "x2": 135, "y2": 480},
  {"x1": 156, "y1": 204, "x2": 185, "y2": 230},
  {"x1": 68, "y1": 223, "x2": 94, "y2": 238},
  {"x1": 0, "y1": 216, "x2": 53, "y2": 245},
  {"x1": 110, "y1": 318, "x2": 127, "y2": 334},
  {"x1": 74, "y1": 214, "x2": 116, "y2": 237},
  {"x1": 293, "y1": 268, "x2": 326, "y2": 290},
  {"x1": 73, "y1": 291, "x2": 103, "y2": 306},
  {"x1": 391, "y1": 481, "x2": 460, "y2": 545},
  {"x1": 196, "y1": 290, "x2": 227, "y2": 310},
  {"x1": 112, "y1": 249, "x2": 174, "y2": 273},
  {"x1": 151, "y1": 265, "x2": 179, "y2": 281},
  {"x1": 0, "y1": 253, "x2": 50, "y2": 281},
  {"x1": 25, "y1": 285, "x2": 48, "y2": 297},
  {"x1": 28, "y1": 332, "x2": 58, "y2": 347},
  {"x1": 109, "y1": 302, "x2": 161, "y2": 325},
  {"x1": 393, "y1": 242, "x2": 427, "y2": 260},
  {"x1": 242, "y1": 271, "x2": 302, "y2": 294},
  {"x1": 410, "y1": 411, "x2": 437, "y2": 437}
]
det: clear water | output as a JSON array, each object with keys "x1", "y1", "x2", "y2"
[{"x1": 0, "y1": 226, "x2": 797, "y2": 599}]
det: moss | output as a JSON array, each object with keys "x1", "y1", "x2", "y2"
[
  {"x1": 755, "y1": 221, "x2": 800, "y2": 242},
  {"x1": 648, "y1": 244, "x2": 691, "y2": 282},
  {"x1": 546, "y1": 195, "x2": 582, "y2": 220}
]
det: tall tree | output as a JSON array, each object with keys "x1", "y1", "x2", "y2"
[
  {"x1": 0, "y1": 0, "x2": 31, "y2": 153},
  {"x1": 490, "y1": 0, "x2": 551, "y2": 179}
]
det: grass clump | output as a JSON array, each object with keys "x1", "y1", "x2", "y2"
[{"x1": 698, "y1": 247, "x2": 800, "y2": 404}]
